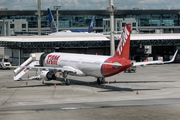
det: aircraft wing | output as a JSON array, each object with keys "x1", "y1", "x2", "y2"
[
  {"x1": 10, "y1": 66, "x2": 76, "y2": 73},
  {"x1": 133, "y1": 50, "x2": 178, "y2": 66},
  {"x1": 27, "y1": 66, "x2": 85, "y2": 75},
  {"x1": 11, "y1": 63, "x2": 122, "y2": 72}
]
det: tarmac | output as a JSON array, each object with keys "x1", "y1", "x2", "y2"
[{"x1": 0, "y1": 63, "x2": 180, "y2": 120}]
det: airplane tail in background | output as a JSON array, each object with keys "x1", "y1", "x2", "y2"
[
  {"x1": 48, "y1": 8, "x2": 57, "y2": 33},
  {"x1": 114, "y1": 24, "x2": 131, "y2": 59},
  {"x1": 88, "y1": 16, "x2": 95, "y2": 33}
]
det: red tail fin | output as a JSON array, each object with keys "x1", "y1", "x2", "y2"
[{"x1": 114, "y1": 24, "x2": 131, "y2": 59}]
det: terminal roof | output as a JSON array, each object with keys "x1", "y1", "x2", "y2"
[
  {"x1": 1, "y1": 34, "x2": 180, "y2": 48},
  {"x1": 0, "y1": 34, "x2": 180, "y2": 42}
]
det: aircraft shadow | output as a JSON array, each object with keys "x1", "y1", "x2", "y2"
[
  {"x1": 68, "y1": 79, "x2": 161, "y2": 92},
  {"x1": 7, "y1": 78, "x2": 170, "y2": 92},
  {"x1": 7, "y1": 82, "x2": 63, "y2": 89},
  {"x1": 108, "y1": 81, "x2": 175, "y2": 84}
]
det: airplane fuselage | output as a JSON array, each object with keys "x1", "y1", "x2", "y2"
[{"x1": 44, "y1": 52, "x2": 132, "y2": 78}]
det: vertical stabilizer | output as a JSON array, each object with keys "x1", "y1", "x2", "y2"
[
  {"x1": 114, "y1": 24, "x2": 131, "y2": 59},
  {"x1": 88, "y1": 16, "x2": 95, "y2": 32},
  {"x1": 48, "y1": 8, "x2": 57, "y2": 33}
]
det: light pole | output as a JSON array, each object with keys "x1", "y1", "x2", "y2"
[
  {"x1": 107, "y1": 0, "x2": 117, "y2": 56},
  {"x1": 54, "y1": 6, "x2": 61, "y2": 32},
  {"x1": 37, "y1": 0, "x2": 41, "y2": 35}
]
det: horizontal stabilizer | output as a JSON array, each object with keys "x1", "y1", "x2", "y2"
[{"x1": 103, "y1": 62, "x2": 122, "y2": 67}]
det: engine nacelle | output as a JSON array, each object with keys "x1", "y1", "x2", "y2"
[{"x1": 41, "y1": 71, "x2": 55, "y2": 81}]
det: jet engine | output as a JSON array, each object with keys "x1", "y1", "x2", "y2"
[{"x1": 41, "y1": 71, "x2": 55, "y2": 81}]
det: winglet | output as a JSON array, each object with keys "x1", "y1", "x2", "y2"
[{"x1": 163, "y1": 50, "x2": 178, "y2": 63}]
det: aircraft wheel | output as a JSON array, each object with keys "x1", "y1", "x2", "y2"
[
  {"x1": 65, "y1": 79, "x2": 70, "y2": 85},
  {"x1": 97, "y1": 78, "x2": 101, "y2": 84},
  {"x1": 101, "y1": 78, "x2": 106, "y2": 84}
]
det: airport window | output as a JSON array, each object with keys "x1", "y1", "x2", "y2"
[
  {"x1": 23, "y1": 49, "x2": 31, "y2": 53},
  {"x1": 22, "y1": 24, "x2": 26, "y2": 28},
  {"x1": 10, "y1": 24, "x2": 14, "y2": 28},
  {"x1": 108, "y1": 21, "x2": 110, "y2": 27},
  {"x1": 2, "y1": 12, "x2": 179, "y2": 31},
  {"x1": 149, "y1": 20, "x2": 161, "y2": 26},
  {"x1": 117, "y1": 23, "x2": 119, "y2": 27},
  {"x1": 122, "y1": 23, "x2": 126, "y2": 27},
  {"x1": 133, "y1": 23, "x2": 136, "y2": 27}
]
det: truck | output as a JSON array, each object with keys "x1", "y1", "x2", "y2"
[{"x1": 0, "y1": 55, "x2": 12, "y2": 69}]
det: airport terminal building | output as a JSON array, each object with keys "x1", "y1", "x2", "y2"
[
  {"x1": 0, "y1": 9, "x2": 180, "y2": 65},
  {"x1": 1, "y1": 9, "x2": 180, "y2": 34}
]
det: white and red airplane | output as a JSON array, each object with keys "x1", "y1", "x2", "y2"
[{"x1": 14, "y1": 24, "x2": 178, "y2": 85}]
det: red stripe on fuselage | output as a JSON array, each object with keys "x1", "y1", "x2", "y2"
[{"x1": 101, "y1": 57, "x2": 132, "y2": 77}]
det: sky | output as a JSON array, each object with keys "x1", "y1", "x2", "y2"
[{"x1": 0, "y1": 0, "x2": 180, "y2": 10}]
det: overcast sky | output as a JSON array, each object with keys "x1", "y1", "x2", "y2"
[{"x1": 0, "y1": 0, "x2": 180, "y2": 10}]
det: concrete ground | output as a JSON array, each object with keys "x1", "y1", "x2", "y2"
[{"x1": 0, "y1": 64, "x2": 180, "y2": 120}]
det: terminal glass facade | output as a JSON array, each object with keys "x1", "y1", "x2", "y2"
[{"x1": 0, "y1": 14, "x2": 179, "y2": 29}]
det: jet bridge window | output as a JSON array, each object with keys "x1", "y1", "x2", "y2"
[
  {"x1": 133, "y1": 22, "x2": 136, "y2": 27},
  {"x1": 10, "y1": 24, "x2": 14, "y2": 28},
  {"x1": 22, "y1": 24, "x2": 26, "y2": 28},
  {"x1": 122, "y1": 23, "x2": 126, "y2": 27}
]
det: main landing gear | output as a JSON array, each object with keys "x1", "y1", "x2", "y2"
[
  {"x1": 62, "y1": 72, "x2": 70, "y2": 85},
  {"x1": 97, "y1": 78, "x2": 106, "y2": 84}
]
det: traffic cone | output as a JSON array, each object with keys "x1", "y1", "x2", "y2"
[
  {"x1": 136, "y1": 90, "x2": 138, "y2": 94},
  {"x1": 26, "y1": 81, "x2": 28, "y2": 85},
  {"x1": 114, "y1": 78, "x2": 116, "y2": 82},
  {"x1": 54, "y1": 83, "x2": 56, "y2": 88},
  {"x1": 107, "y1": 81, "x2": 109, "y2": 85}
]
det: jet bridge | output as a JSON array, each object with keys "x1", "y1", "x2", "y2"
[{"x1": 14, "y1": 53, "x2": 43, "y2": 81}]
